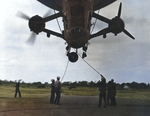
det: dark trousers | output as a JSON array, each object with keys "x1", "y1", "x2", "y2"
[
  {"x1": 98, "y1": 93, "x2": 106, "y2": 107},
  {"x1": 15, "y1": 89, "x2": 21, "y2": 98},
  {"x1": 107, "y1": 95, "x2": 111, "y2": 105},
  {"x1": 54, "y1": 88, "x2": 61, "y2": 105},
  {"x1": 50, "y1": 91, "x2": 55, "y2": 103},
  {"x1": 111, "y1": 96, "x2": 116, "y2": 106}
]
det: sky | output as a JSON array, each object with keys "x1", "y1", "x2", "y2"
[{"x1": 0, "y1": 0, "x2": 150, "y2": 84}]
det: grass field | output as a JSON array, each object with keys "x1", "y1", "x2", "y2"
[
  {"x1": 0, "y1": 85, "x2": 150, "y2": 99},
  {"x1": 0, "y1": 85, "x2": 150, "y2": 116}
]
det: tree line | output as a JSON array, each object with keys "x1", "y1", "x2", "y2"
[
  {"x1": 0, "y1": 80, "x2": 149, "y2": 89},
  {"x1": 62, "y1": 81, "x2": 150, "y2": 89}
]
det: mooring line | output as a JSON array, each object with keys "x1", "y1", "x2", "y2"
[
  {"x1": 61, "y1": 59, "x2": 69, "y2": 82},
  {"x1": 76, "y1": 51, "x2": 102, "y2": 77},
  {"x1": 0, "y1": 90, "x2": 15, "y2": 95}
]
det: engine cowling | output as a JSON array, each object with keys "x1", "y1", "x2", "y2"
[
  {"x1": 109, "y1": 17, "x2": 125, "y2": 35},
  {"x1": 28, "y1": 15, "x2": 45, "y2": 34}
]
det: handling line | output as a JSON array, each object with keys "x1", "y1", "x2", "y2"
[{"x1": 61, "y1": 51, "x2": 103, "y2": 82}]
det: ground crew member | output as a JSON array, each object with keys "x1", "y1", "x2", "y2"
[
  {"x1": 98, "y1": 75, "x2": 106, "y2": 108},
  {"x1": 107, "y1": 80, "x2": 111, "y2": 105},
  {"x1": 110, "y1": 79, "x2": 116, "y2": 106},
  {"x1": 50, "y1": 79, "x2": 55, "y2": 104},
  {"x1": 54, "y1": 76, "x2": 61, "y2": 105},
  {"x1": 14, "y1": 80, "x2": 21, "y2": 98}
]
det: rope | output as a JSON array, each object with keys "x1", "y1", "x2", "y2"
[
  {"x1": 61, "y1": 60, "x2": 69, "y2": 82},
  {"x1": 0, "y1": 90, "x2": 15, "y2": 95},
  {"x1": 0, "y1": 92, "x2": 50, "y2": 99},
  {"x1": 60, "y1": 55, "x2": 102, "y2": 82},
  {"x1": 82, "y1": 58, "x2": 102, "y2": 76},
  {"x1": 54, "y1": 10, "x2": 62, "y2": 32},
  {"x1": 52, "y1": 9, "x2": 102, "y2": 81},
  {"x1": 90, "y1": 10, "x2": 100, "y2": 34},
  {"x1": 77, "y1": 52, "x2": 102, "y2": 77},
  {"x1": 53, "y1": 10, "x2": 69, "y2": 82},
  {"x1": 86, "y1": 10, "x2": 102, "y2": 77}
]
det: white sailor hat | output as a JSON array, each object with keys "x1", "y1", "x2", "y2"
[{"x1": 57, "y1": 76, "x2": 60, "y2": 79}]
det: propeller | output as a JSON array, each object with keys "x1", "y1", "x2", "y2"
[
  {"x1": 91, "y1": 2, "x2": 135, "y2": 40},
  {"x1": 123, "y1": 29, "x2": 135, "y2": 40},
  {"x1": 116, "y1": 3, "x2": 135, "y2": 39},
  {"x1": 118, "y1": 2, "x2": 122, "y2": 18},
  {"x1": 25, "y1": 33, "x2": 37, "y2": 46},
  {"x1": 16, "y1": 10, "x2": 52, "y2": 45},
  {"x1": 110, "y1": 2, "x2": 135, "y2": 39},
  {"x1": 16, "y1": 11, "x2": 37, "y2": 45},
  {"x1": 16, "y1": 11, "x2": 30, "y2": 21}
]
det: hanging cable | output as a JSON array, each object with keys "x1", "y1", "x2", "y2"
[
  {"x1": 54, "y1": 10, "x2": 62, "y2": 32},
  {"x1": 87, "y1": 10, "x2": 103, "y2": 77},
  {"x1": 75, "y1": 49, "x2": 102, "y2": 76},
  {"x1": 53, "y1": 10, "x2": 69, "y2": 81},
  {"x1": 0, "y1": 90, "x2": 15, "y2": 95},
  {"x1": 90, "y1": 10, "x2": 100, "y2": 34},
  {"x1": 53, "y1": 9, "x2": 102, "y2": 81},
  {"x1": 82, "y1": 58, "x2": 102, "y2": 76},
  {"x1": 61, "y1": 60, "x2": 69, "y2": 82},
  {"x1": 80, "y1": 56, "x2": 102, "y2": 76}
]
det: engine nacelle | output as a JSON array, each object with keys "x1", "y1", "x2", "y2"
[
  {"x1": 28, "y1": 15, "x2": 45, "y2": 34},
  {"x1": 109, "y1": 17, "x2": 125, "y2": 35}
]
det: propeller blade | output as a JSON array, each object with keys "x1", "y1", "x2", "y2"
[
  {"x1": 16, "y1": 11, "x2": 30, "y2": 20},
  {"x1": 26, "y1": 33, "x2": 37, "y2": 45},
  {"x1": 123, "y1": 29, "x2": 135, "y2": 40},
  {"x1": 118, "y1": 2, "x2": 122, "y2": 18}
]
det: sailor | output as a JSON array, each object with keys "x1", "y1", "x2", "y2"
[
  {"x1": 110, "y1": 79, "x2": 116, "y2": 106},
  {"x1": 14, "y1": 80, "x2": 21, "y2": 98},
  {"x1": 54, "y1": 76, "x2": 61, "y2": 105},
  {"x1": 50, "y1": 79, "x2": 55, "y2": 104},
  {"x1": 107, "y1": 80, "x2": 111, "y2": 105},
  {"x1": 98, "y1": 75, "x2": 106, "y2": 108}
]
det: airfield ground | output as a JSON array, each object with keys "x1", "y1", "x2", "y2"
[
  {"x1": 0, "y1": 86, "x2": 150, "y2": 116},
  {"x1": 0, "y1": 95, "x2": 150, "y2": 116}
]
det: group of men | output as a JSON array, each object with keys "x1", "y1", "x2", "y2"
[
  {"x1": 50, "y1": 76, "x2": 61, "y2": 105},
  {"x1": 98, "y1": 75, "x2": 116, "y2": 108},
  {"x1": 14, "y1": 77, "x2": 61, "y2": 105},
  {"x1": 14, "y1": 75, "x2": 114, "y2": 107}
]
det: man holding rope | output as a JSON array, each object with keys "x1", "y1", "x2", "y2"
[{"x1": 98, "y1": 75, "x2": 106, "y2": 108}]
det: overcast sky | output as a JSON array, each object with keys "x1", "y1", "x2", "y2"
[{"x1": 0, "y1": 0, "x2": 150, "y2": 84}]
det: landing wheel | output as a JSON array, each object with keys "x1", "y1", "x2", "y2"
[{"x1": 68, "y1": 52, "x2": 78, "y2": 62}]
